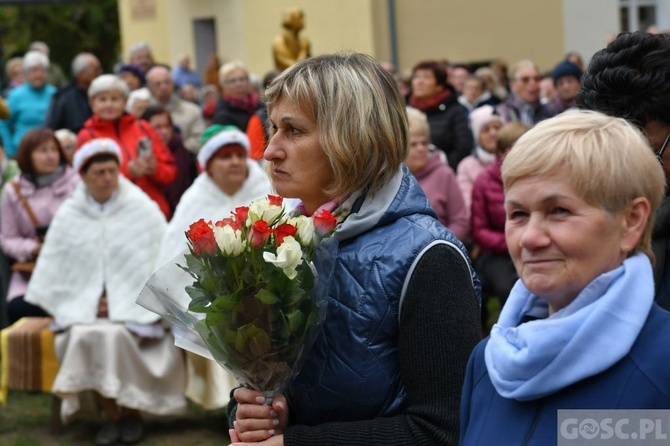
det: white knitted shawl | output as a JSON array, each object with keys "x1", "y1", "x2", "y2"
[
  {"x1": 156, "y1": 160, "x2": 272, "y2": 269},
  {"x1": 25, "y1": 177, "x2": 167, "y2": 328}
]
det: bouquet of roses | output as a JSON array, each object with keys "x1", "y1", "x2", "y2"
[{"x1": 141, "y1": 195, "x2": 336, "y2": 402}]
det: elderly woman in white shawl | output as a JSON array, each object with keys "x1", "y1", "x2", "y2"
[
  {"x1": 25, "y1": 138, "x2": 187, "y2": 446},
  {"x1": 156, "y1": 124, "x2": 272, "y2": 411}
]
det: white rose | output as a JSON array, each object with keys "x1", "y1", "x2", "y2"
[
  {"x1": 262, "y1": 236, "x2": 303, "y2": 279},
  {"x1": 214, "y1": 225, "x2": 245, "y2": 256},
  {"x1": 288, "y1": 216, "x2": 315, "y2": 246},
  {"x1": 249, "y1": 199, "x2": 284, "y2": 225}
]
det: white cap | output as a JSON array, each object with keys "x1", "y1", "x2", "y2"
[
  {"x1": 197, "y1": 126, "x2": 250, "y2": 169},
  {"x1": 73, "y1": 138, "x2": 122, "y2": 172}
]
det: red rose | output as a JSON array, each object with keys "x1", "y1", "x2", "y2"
[
  {"x1": 313, "y1": 209, "x2": 337, "y2": 236},
  {"x1": 186, "y1": 219, "x2": 217, "y2": 256},
  {"x1": 268, "y1": 195, "x2": 283, "y2": 206},
  {"x1": 274, "y1": 223, "x2": 297, "y2": 247},
  {"x1": 249, "y1": 220, "x2": 272, "y2": 248},
  {"x1": 216, "y1": 217, "x2": 242, "y2": 231},
  {"x1": 233, "y1": 206, "x2": 249, "y2": 225}
]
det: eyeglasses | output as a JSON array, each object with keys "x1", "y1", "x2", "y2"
[
  {"x1": 224, "y1": 76, "x2": 249, "y2": 85},
  {"x1": 516, "y1": 75, "x2": 541, "y2": 84},
  {"x1": 409, "y1": 141, "x2": 436, "y2": 153},
  {"x1": 655, "y1": 130, "x2": 670, "y2": 165}
]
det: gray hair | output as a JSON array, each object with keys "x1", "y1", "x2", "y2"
[
  {"x1": 29, "y1": 41, "x2": 49, "y2": 55},
  {"x1": 88, "y1": 74, "x2": 130, "y2": 98},
  {"x1": 125, "y1": 87, "x2": 151, "y2": 113},
  {"x1": 54, "y1": 128, "x2": 77, "y2": 146},
  {"x1": 23, "y1": 51, "x2": 49, "y2": 71},
  {"x1": 71, "y1": 53, "x2": 96, "y2": 77},
  {"x1": 129, "y1": 41, "x2": 152, "y2": 58}
]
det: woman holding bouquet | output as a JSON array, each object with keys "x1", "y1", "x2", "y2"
[{"x1": 229, "y1": 53, "x2": 481, "y2": 446}]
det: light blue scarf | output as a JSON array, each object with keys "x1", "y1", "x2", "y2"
[{"x1": 485, "y1": 253, "x2": 654, "y2": 401}]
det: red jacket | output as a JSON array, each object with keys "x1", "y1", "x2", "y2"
[
  {"x1": 77, "y1": 113, "x2": 177, "y2": 219},
  {"x1": 470, "y1": 157, "x2": 507, "y2": 254}
]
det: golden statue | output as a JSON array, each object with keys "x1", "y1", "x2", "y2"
[{"x1": 272, "y1": 7, "x2": 311, "y2": 71}]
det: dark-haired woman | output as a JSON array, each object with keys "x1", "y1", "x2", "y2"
[
  {"x1": 0, "y1": 128, "x2": 79, "y2": 324},
  {"x1": 408, "y1": 60, "x2": 473, "y2": 170}
]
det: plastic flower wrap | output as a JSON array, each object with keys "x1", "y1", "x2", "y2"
[{"x1": 138, "y1": 195, "x2": 337, "y2": 401}]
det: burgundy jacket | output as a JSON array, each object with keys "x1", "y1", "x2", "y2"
[
  {"x1": 470, "y1": 158, "x2": 507, "y2": 254},
  {"x1": 163, "y1": 132, "x2": 197, "y2": 217}
]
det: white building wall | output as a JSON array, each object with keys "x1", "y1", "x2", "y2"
[
  {"x1": 563, "y1": 0, "x2": 620, "y2": 65},
  {"x1": 655, "y1": 0, "x2": 670, "y2": 29}
]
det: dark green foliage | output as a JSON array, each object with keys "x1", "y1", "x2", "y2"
[{"x1": 0, "y1": 0, "x2": 120, "y2": 81}]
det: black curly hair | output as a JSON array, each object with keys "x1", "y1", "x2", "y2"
[{"x1": 576, "y1": 31, "x2": 670, "y2": 129}]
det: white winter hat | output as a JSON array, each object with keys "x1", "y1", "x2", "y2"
[
  {"x1": 469, "y1": 105, "x2": 503, "y2": 141},
  {"x1": 197, "y1": 125, "x2": 250, "y2": 169},
  {"x1": 73, "y1": 138, "x2": 122, "y2": 172}
]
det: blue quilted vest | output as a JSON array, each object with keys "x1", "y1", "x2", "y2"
[{"x1": 288, "y1": 166, "x2": 480, "y2": 425}]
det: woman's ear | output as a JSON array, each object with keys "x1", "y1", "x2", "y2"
[{"x1": 620, "y1": 197, "x2": 651, "y2": 253}]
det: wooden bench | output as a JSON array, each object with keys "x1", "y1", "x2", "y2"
[{"x1": 0, "y1": 316, "x2": 62, "y2": 433}]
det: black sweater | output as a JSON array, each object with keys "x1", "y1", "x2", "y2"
[{"x1": 230, "y1": 244, "x2": 481, "y2": 446}]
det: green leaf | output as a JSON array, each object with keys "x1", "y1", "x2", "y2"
[
  {"x1": 285, "y1": 310, "x2": 305, "y2": 334},
  {"x1": 240, "y1": 267, "x2": 256, "y2": 285},
  {"x1": 185, "y1": 254, "x2": 206, "y2": 277},
  {"x1": 232, "y1": 323, "x2": 272, "y2": 359},
  {"x1": 235, "y1": 329, "x2": 248, "y2": 355},
  {"x1": 186, "y1": 285, "x2": 211, "y2": 312},
  {"x1": 256, "y1": 289, "x2": 279, "y2": 305},
  {"x1": 200, "y1": 273, "x2": 218, "y2": 294},
  {"x1": 276, "y1": 311, "x2": 291, "y2": 339},
  {"x1": 243, "y1": 324, "x2": 272, "y2": 358},
  {"x1": 285, "y1": 287, "x2": 307, "y2": 307},
  {"x1": 206, "y1": 310, "x2": 227, "y2": 327},
  {"x1": 236, "y1": 296, "x2": 265, "y2": 319},
  {"x1": 175, "y1": 262, "x2": 199, "y2": 281},
  {"x1": 212, "y1": 292, "x2": 240, "y2": 312}
]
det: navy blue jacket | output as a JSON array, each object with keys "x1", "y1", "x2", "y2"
[
  {"x1": 44, "y1": 81, "x2": 92, "y2": 133},
  {"x1": 460, "y1": 304, "x2": 670, "y2": 446},
  {"x1": 289, "y1": 166, "x2": 479, "y2": 425}
]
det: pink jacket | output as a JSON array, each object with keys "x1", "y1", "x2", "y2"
[
  {"x1": 470, "y1": 158, "x2": 507, "y2": 254},
  {"x1": 456, "y1": 154, "x2": 495, "y2": 218},
  {"x1": 412, "y1": 154, "x2": 469, "y2": 241},
  {"x1": 0, "y1": 166, "x2": 79, "y2": 301}
]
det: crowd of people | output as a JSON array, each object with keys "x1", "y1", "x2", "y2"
[{"x1": 0, "y1": 30, "x2": 668, "y2": 446}]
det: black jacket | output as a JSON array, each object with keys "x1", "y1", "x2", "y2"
[
  {"x1": 44, "y1": 81, "x2": 92, "y2": 133},
  {"x1": 416, "y1": 88, "x2": 474, "y2": 171},
  {"x1": 211, "y1": 97, "x2": 260, "y2": 132}
]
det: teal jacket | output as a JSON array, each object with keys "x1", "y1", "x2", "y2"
[{"x1": 0, "y1": 83, "x2": 56, "y2": 157}]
